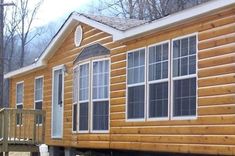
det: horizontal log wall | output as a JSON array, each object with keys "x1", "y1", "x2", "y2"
[
  {"x1": 9, "y1": 5, "x2": 235, "y2": 155},
  {"x1": 109, "y1": 7, "x2": 235, "y2": 155}
]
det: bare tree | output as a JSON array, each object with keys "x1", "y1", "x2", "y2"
[
  {"x1": 16, "y1": 0, "x2": 43, "y2": 67},
  {"x1": 4, "y1": 3, "x2": 20, "y2": 72},
  {"x1": 88, "y1": 0, "x2": 210, "y2": 20}
]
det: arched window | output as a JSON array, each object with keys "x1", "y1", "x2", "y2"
[{"x1": 72, "y1": 43, "x2": 110, "y2": 133}]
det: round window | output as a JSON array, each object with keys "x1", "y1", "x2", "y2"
[{"x1": 74, "y1": 25, "x2": 83, "y2": 47}]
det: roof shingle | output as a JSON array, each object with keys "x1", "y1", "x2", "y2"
[{"x1": 79, "y1": 13, "x2": 148, "y2": 31}]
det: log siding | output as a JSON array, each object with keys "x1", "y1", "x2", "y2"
[{"x1": 8, "y1": 6, "x2": 235, "y2": 155}]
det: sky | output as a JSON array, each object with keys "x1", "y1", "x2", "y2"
[{"x1": 35, "y1": 0, "x2": 92, "y2": 27}]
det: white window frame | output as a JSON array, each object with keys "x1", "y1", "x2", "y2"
[
  {"x1": 125, "y1": 33, "x2": 198, "y2": 122},
  {"x1": 126, "y1": 47, "x2": 147, "y2": 122},
  {"x1": 78, "y1": 61, "x2": 90, "y2": 133},
  {"x1": 147, "y1": 40, "x2": 170, "y2": 121},
  {"x1": 51, "y1": 64, "x2": 65, "y2": 139},
  {"x1": 170, "y1": 33, "x2": 198, "y2": 120},
  {"x1": 16, "y1": 81, "x2": 24, "y2": 126},
  {"x1": 16, "y1": 81, "x2": 24, "y2": 108},
  {"x1": 34, "y1": 76, "x2": 44, "y2": 108},
  {"x1": 91, "y1": 58, "x2": 110, "y2": 133},
  {"x1": 73, "y1": 56, "x2": 110, "y2": 134},
  {"x1": 34, "y1": 76, "x2": 44, "y2": 126},
  {"x1": 72, "y1": 65, "x2": 79, "y2": 133}
]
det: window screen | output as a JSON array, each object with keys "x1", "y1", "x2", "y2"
[
  {"x1": 16, "y1": 83, "x2": 23, "y2": 104},
  {"x1": 148, "y1": 42, "x2": 169, "y2": 118},
  {"x1": 72, "y1": 67, "x2": 79, "y2": 131},
  {"x1": 79, "y1": 63, "x2": 89, "y2": 131},
  {"x1": 92, "y1": 60, "x2": 109, "y2": 131},
  {"x1": 16, "y1": 82, "x2": 23, "y2": 125},
  {"x1": 172, "y1": 35, "x2": 197, "y2": 117},
  {"x1": 35, "y1": 77, "x2": 43, "y2": 124},
  {"x1": 127, "y1": 49, "x2": 145, "y2": 119}
]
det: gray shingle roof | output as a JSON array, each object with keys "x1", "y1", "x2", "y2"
[{"x1": 79, "y1": 13, "x2": 148, "y2": 31}]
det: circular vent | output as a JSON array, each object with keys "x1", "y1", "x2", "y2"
[{"x1": 74, "y1": 25, "x2": 83, "y2": 47}]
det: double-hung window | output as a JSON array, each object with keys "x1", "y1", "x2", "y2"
[
  {"x1": 172, "y1": 35, "x2": 197, "y2": 118},
  {"x1": 16, "y1": 82, "x2": 24, "y2": 125},
  {"x1": 35, "y1": 77, "x2": 43, "y2": 124},
  {"x1": 148, "y1": 42, "x2": 169, "y2": 119},
  {"x1": 78, "y1": 63, "x2": 89, "y2": 132},
  {"x1": 72, "y1": 67, "x2": 79, "y2": 132},
  {"x1": 73, "y1": 58, "x2": 110, "y2": 132},
  {"x1": 126, "y1": 34, "x2": 197, "y2": 121},
  {"x1": 92, "y1": 60, "x2": 109, "y2": 131},
  {"x1": 127, "y1": 49, "x2": 145, "y2": 120}
]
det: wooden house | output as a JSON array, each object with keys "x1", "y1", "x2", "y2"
[{"x1": 3, "y1": 0, "x2": 235, "y2": 155}]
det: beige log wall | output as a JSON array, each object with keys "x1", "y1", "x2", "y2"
[{"x1": 9, "y1": 6, "x2": 235, "y2": 155}]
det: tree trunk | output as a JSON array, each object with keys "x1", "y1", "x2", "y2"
[
  {"x1": 20, "y1": 17, "x2": 25, "y2": 68},
  {"x1": 0, "y1": 0, "x2": 4, "y2": 108}
]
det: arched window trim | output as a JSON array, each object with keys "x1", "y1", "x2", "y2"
[{"x1": 73, "y1": 43, "x2": 110, "y2": 65}]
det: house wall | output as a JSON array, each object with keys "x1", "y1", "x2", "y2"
[{"x1": 9, "y1": 6, "x2": 235, "y2": 155}]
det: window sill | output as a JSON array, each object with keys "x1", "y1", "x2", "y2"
[
  {"x1": 90, "y1": 130, "x2": 109, "y2": 134},
  {"x1": 171, "y1": 116, "x2": 197, "y2": 121},
  {"x1": 126, "y1": 118, "x2": 145, "y2": 122},
  {"x1": 147, "y1": 117, "x2": 169, "y2": 121}
]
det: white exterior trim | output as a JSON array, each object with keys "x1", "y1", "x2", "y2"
[
  {"x1": 16, "y1": 81, "x2": 24, "y2": 107},
  {"x1": 51, "y1": 64, "x2": 65, "y2": 139},
  {"x1": 170, "y1": 33, "x2": 198, "y2": 120},
  {"x1": 78, "y1": 61, "x2": 90, "y2": 133},
  {"x1": 146, "y1": 40, "x2": 170, "y2": 121},
  {"x1": 90, "y1": 58, "x2": 110, "y2": 133},
  {"x1": 74, "y1": 25, "x2": 83, "y2": 47},
  {"x1": 126, "y1": 47, "x2": 147, "y2": 122},
  {"x1": 34, "y1": 76, "x2": 44, "y2": 108},
  {"x1": 4, "y1": 0, "x2": 235, "y2": 78}
]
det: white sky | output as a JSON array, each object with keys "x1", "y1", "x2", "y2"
[{"x1": 34, "y1": 0, "x2": 92, "y2": 27}]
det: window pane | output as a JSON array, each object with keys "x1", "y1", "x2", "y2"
[
  {"x1": 16, "y1": 83, "x2": 23, "y2": 104},
  {"x1": 181, "y1": 38, "x2": 188, "y2": 56},
  {"x1": 93, "y1": 101, "x2": 109, "y2": 130},
  {"x1": 180, "y1": 57, "x2": 188, "y2": 76},
  {"x1": 79, "y1": 102, "x2": 88, "y2": 131},
  {"x1": 35, "y1": 78, "x2": 43, "y2": 101},
  {"x1": 128, "y1": 85, "x2": 145, "y2": 119},
  {"x1": 73, "y1": 104, "x2": 77, "y2": 131},
  {"x1": 189, "y1": 55, "x2": 196, "y2": 74},
  {"x1": 162, "y1": 62, "x2": 168, "y2": 79},
  {"x1": 162, "y1": 43, "x2": 168, "y2": 60},
  {"x1": 92, "y1": 60, "x2": 109, "y2": 99},
  {"x1": 149, "y1": 47, "x2": 155, "y2": 64},
  {"x1": 35, "y1": 101, "x2": 42, "y2": 110},
  {"x1": 79, "y1": 63, "x2": 89, "y2": 101},
  {"x1": 35, "y1": 101, "x2": 43, "y2": 124},
  {"x1": 73, "y1": 67, "x2": 79, "y2": 103},
  {"x1": 173, "y1": 78, "x2": 196, "y2": 117},
  {"x1": 127, "y1": 49, "x2": 145, "y2": 84},
  {"x1": 16, "y1": 104, "x2": 23, "y2": 125},
  {"x1": 149, "y1": 82, "x2": 168, "y2": 118},
  {"x1": 148, "y1": 43, "x2": 169, "y2": 81},
  {"x1": 189, "y1": 36, "x2": 196, "y2": 54},
  {"x1": 173, "y1": 35, "x2": 196, "y2": 78},
  {"x1": 173, "y1": 40, "x2": 180, "y2": 58}
]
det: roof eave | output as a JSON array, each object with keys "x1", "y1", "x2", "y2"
[{"x1": 4, "y1": 63, "x2": 45, "y2": 79}]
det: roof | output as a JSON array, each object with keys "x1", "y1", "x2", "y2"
[
  {"x1": 79, "y1": 13, "x2": 148, "y2": 31},
  {"x1": 73, "y1": 43, "x2": 110, "y2": 64},
  {"x1": 4, "y1": 0, "x2": 235, "y2": 79}
]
